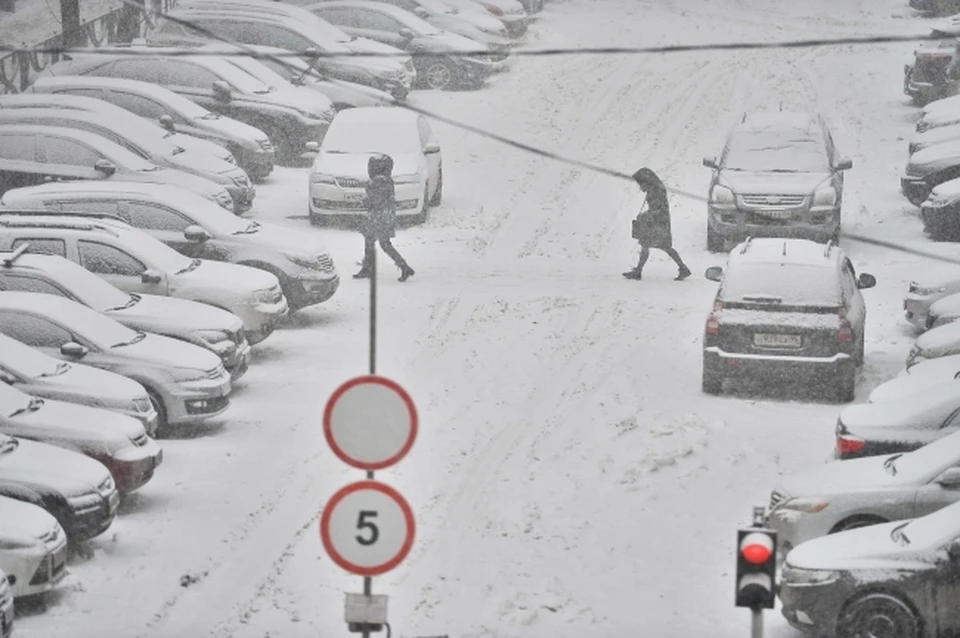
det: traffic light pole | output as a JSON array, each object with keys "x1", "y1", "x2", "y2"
[{"x1": 751, "y1": 606, "x2": 763, "y2": 638}]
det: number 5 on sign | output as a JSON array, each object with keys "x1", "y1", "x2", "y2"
[{"x1": 321, "y1": 481, "x2": 415, "y2": 577}]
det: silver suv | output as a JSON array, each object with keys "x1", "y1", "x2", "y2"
[{"x1": 702, "y1": 111, "x2": 853, "y2": 252}]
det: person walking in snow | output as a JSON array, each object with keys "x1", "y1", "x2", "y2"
[
  {"x1": 623, "y1": 167, "x2": 691, "y2": 281},
  {"x1": 354, "y1": 153, "x2": 415, "y2": 282}
]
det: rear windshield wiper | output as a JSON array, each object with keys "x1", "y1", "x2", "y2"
[{"x1": 9, "y1": 396, "x2": 44, "y2": 417}]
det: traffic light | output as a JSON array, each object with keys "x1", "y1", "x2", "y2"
[{"x1": 735, "y1": 527, "x2": 777, "y2": 609}]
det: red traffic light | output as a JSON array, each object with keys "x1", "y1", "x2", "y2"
[{"x1": 740, "y1": 532, "x2": 774, "y2": 565}]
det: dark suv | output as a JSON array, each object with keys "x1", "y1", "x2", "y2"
[
  {"x1": 701, "y1": 238, "x2": 876, "y2": 402},
  {"x1": 702, "y1": 111, "x2": 853, "y2": 252}
]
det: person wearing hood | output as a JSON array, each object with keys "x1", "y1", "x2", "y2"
[
  {"x1": 623, "y1": 167, "x2": 691, "y2": 281},
  {"x1": 354, "y1": 153, "x2": 415, "y2": 282}
]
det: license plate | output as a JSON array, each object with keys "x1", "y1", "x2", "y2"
[
  {"x1": 345, "y1": 193, "x2": 365, "y2": 203},
  {"x1": 754, "y1": 333, "x2": 802, "y2": 347},
  {"x1": 758, "y1": 210, "x2": 791, "y2": 219}
]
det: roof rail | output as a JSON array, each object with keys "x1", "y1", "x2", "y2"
[
  {"x1": 0, "y1": 217, "x2": 117, "y2": 235},
  {"x1": 823, "y1": 239, "x2": 833, "y2": 257},
  {"x1": 0, "y1": 209, "x2": 125, "y2": 222},
  {"x1": 1, "y1": 242, "x2": 29, "y2": 267},
  {"x1": 739, "y1": 236, "x2": 753, "y2": 254}
]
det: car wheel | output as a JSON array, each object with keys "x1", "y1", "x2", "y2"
[
  {"x1": 831, "y1": 516, "x2": 886, "y2": 534},
  {"x1": 146, "y1": 387, "x2": 168, "y2": 436},
  {"x1": 836, "y1": 593, "x2": 921, "y2": 638},
  {"x1": 707, "y1": 223, "x2": 724, "y2": 252},
  {"x1": 423, "y1": 60, "x2": 456, "y2": 90},
  {"x1": 836, "y1": 361, "x2": 856, "y2": 403},
  {"x1": 702, "y1": 363, "x2": 722, "y2": 395},
  {"x1": 429, "y1": 167, "x2": 443, "y2": 206}
]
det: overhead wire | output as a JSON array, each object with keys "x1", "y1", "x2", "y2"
[{"x1": 18, "y1": 0, "x2": 960, "y2": 266}]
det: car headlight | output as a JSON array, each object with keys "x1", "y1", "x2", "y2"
[
  {"x1": 0, "y1": 537, "x2": 38, "y2": 550},
  {"x1": 782, "y1": 567, "x2": 839, "y2": 585},
  {"x1": 311, "y1": 173, "x2": 335, "y2": 184},
  {"x1": 394, "y1": 173, "x2": 420, "y2": 184},
  {"x1": 813, "y1": 187, "x2": 837, "y2": 207},
  {"x1": 912, "y1": 284, "x2": 947, "y2": 296},
  {"x1": 710, "y1": 185, "x2": 735, "y2": 204},
  {"x1": 781, "y1": 498, "x2": 829, "y2": 513}
]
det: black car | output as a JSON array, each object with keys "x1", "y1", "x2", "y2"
[
  {"x1": 904, "y1": 30, "x2": 960, "y2": 106},
  {"x1": 910, "y1": 0, "x2": 960, "y2": 15},
  {"x1": 36, "y1": 47, "x2": 335, "y2": 164},
  {"x1": 701, "y1": 238, "x2": 875, "y2": 402},
  {"x1": 0, "y1": 434, "x2": 119, "y2": 543},
  {"x1": 27, "y1": 75, "x2": 276, "y2": 181}
]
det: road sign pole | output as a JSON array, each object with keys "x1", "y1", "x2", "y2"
[
  {"x1": 751, "y1": 607, "x2": 763, "y2": 638},
  {"x1": 365, "y1": 249, "x2": 375, "y2": 638}
]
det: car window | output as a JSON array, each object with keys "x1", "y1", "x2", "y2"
[
  {"x1": 0, "y1": 311, "x2": 72, "y2": 348},
  {"x1": 248, "y1": 23, "x2": 318, "y2": 53},
  {"x1": 125, "y1": 201, "x2": 192, "y2": 232},
  {"x1": 722, "y1": 128, "x2": 831, "y2": 173},
  {"x1": 11, "y1": 238, "x2": 66, "y2": 257},
  {"x1": 0, "y1": 134, "x2": 35, "y2": 161},
  {"x1": 719, "y1": 263, "x2": 841, "y2": 306},
  {"x1": 78, "y1": 240, "x2": 146, "y2": 276},
  {"x1": 352, "y1": 8, "x2": 406, "y2": 32},
  {"x1": 107, "y1": 90, "x2": 169, "y2": 120},
  {"x1": 104, "y1": 59, "x2": 165, "y2": 84},
  {"x1": 838, "y1": 264, "x2": 855, "y2": 303},
  {"x1": 41, "y1": 136, "x2": 102, "y2": 165},
  {"x1": 55, "y1": 199, "x2": 123, "y2": 218},
  {"x1": 314, "y1": 7, "x2": 358, "y2": 26},
  {"x1": 163, "y1": 61, "x2": 220, "y2": 89},
  {"x1": 0, "y1": 273, "x2": 70, "y2": 298}
]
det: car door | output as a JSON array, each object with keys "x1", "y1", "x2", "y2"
[
  {"x1": 0, "y1": 310, "x2": 85, "y2": 361},
  {"x1": 0, "y1": 132, "x2": 45, "y2": 194},
  {"x1": 35, "y1": 133, "x2": 105, "y2": 182},
  {"x1": 119, "y1": 200, "x2": 212, "y2": 258},
  {"x1": 418, "y1": 115, "x2": 440, "y2": 194},
  {"x1": 76, "y1": 238, "x2": 168, "y2": 296},
  {"x1": 913, "y1": 462, "x2": 960, "y2": 518}
]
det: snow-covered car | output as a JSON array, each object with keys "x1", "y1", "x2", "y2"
[
  {"x1": 906, "y1": 321, "x2": 960, "y2": 368},
  {"x1": 869, "y1": 371, "x2": 959, "y2": 403},
  {"x1": 903, "y1": 270, "x2": 960, "y2": 330},
  {"x1": 0, "y1": 333, "x2": 158, "y2": 434},
  {"x1": 443, "y1": 0, "x2": 528, "y2": 37},
  {"x1": 834, "y1": 383, "x2": 960, "y2": 459},
  {"x1": 900, "y1": 139, "x2": 960, "y2": 206},
  {"x1": 917, "y1": 93, "x2": 960, "y2": 132},
  {"x1": 902, "y1": 28, "x2": 958, "y2": 106},
  {"x1": 0, "y1": 215, "x2": 288, "y2": 345},
  {"x1": 767, "y1": 428, "x2": 960, "y2": 563},
  {"x1": 909, "y1": 122, "x2": 960, "y2": 154},
  {"x1": 0, "y1": 108, "x2": 255, "y2": 214},
  {"x1": 925, "y1": 290, "x2": 960, "y2": 329},
  {"x1": 0, "y1": 381, "x2": 161, "y2": 494},
  {"x1": 0, "y1": 566, "x2": 11, "y2": 636},
  {"x1": 897, "y1": 352, "x2": 960, "y2": 379},
  {"x1": 0, "y1": 124, "x2": 234, "y2": 212},
  {"x1": 778, "y1": 501, "x2": 960, "y2": 638},
  {"x1": 920, "y1": 177, "x2": 960, "y2": 239},
  {"x1": 0, "y1": 291, "x2": 232, "y2": 433},
  {"x1": 0, "y1": 496, "x2": 67, "y2": 599},
  {"x1": 26, "y1": 76, "x2": 276, "y2": 181},
  {"x1": 0, "y1": 433, "x2": 119, "y2": 543},
  {"x1": 198, "y1": 44, "x2": 395, "y2": 110},
  {"x1": 392, "y1": 0, "x2": 513, "y2": 58},
  {"x1": 2, "y1": 183, "x2": 340, "y2": 312},
  {"x1": 308, "y1": 107, "x2": 442, "y2": 225},
  {"x1": 0, "y1": 246, "x2": 250, "y2": 378}
]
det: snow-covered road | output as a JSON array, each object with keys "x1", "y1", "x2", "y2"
[{"x1": 13, "y1": 0, "x2": 960, "y2": 636}]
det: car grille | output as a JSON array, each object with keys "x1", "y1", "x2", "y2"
[
  {"x1": 741, "y1": 194, "x2": 806, "y2": 207},
  {"x1": 316, "y1": 254, "x2": 335, "y2": 271},
  {"x1": 38, "y1": 524, "x2": 60, "y2": 544},
  {"x1": 98, "y1": 477, "x2": 113, "y2": 493},
  {"x1": 314, "y1": 198, "x2": 366, "y2": 211},
  {"x1": 132, "y1": 433, "x2": 149, "y2": 447},
  {"x1": 336, "y1": 177, "x2": 367, "y2": 188},
  {"x1": 29, "y1": 543, "x2": 66, "y2": 586},
  {"x1": 233, "y1": 173, "x2": 250, "y2": 187},
  {"x1": 205, "y1": 363, "x2": 227, "y2": 380},
  {"x1": 133, "y1": 397, "x2": 152, "y2": 413},
  {"x1": 258, "y1": 139, "x2": 274, "y2": 152},
  {"x1": 769, "y1": 491, "x2": 786, "y2": 511}
]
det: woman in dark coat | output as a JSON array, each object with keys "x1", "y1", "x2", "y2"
[
  {"x1": 354, "y1": 153, "x2": 415, "y2": 282},
  {"x1": 623, "y1": 167, "x2": 691, "y2": 281}
]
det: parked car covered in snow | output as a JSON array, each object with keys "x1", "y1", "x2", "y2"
[
  {"x1": 909, "y1": 121, "x2": 960, "y2": 154},
  {"x1": 0, "y1": 333, "x2": 157, "y2": 434},
  {"x1": 900, "y1": 140, "x2": 960, "y2": 206},
  {"x1": 778, "y1": 500, "x2": 960, "y2": 638},
  {"x1": 377, "y1": 0, "x2": 513, "y2": 57},
  {"x1": 869, "y1": 372, "x2": 959, "y2": 403},
  {"x1": 0, "y1": 496, "x2": 67, "y2": 599},
  {"x1": 0, "y1": 245, "x2": 250, "y2": 377},
  {"x1": 916, "y1": 92, "x2": 960, "y2": 132},
  {"x1": 443, "y1": 0, "x2": 528, "y2": 37},
  {"x1": 907, "y1": 321, "x2": 960, "y2": 368},
  {"x1": 920, "y1": 177, "x2": 960, "y2": 238},
  {"x1": 897, "y1": 352, "x2": 960, "y2": 379},
  {"x1": 26, "y1": 76, "x2": 276, "y2": 181},
  {"x1": 0, "y1": 433, "x2": 118, "y2": 543},
  {"x1": 308, "y1": 107, "x2": 442, "y2": 225},
  {"x1": 0, "y1": 381, "x2": 161, "y2": 494},
  {"x1": 925, "y1": 290, "x2": 960, "y2": 329},
  {"x1": 1, "y1": 182, "x2": 340, "y2": 311},
  {"x1": 0, "y1": 215, "x2": 288, "y2": 344},
  {"x1": 768, "y1": 428, "x2": 960, "y2": 564},
  {"x1": 0, "y1": 291, "x2": 232, "y2": 433},
  {"x1": 903, "y1": 270, "x2": 960, "y2": 330},
  {"x1": 834, "y1": 383, "x2": 960, "y2": 459},
  {"x1": 903, "y1": 28, "x2": 960, "y2": 106}
]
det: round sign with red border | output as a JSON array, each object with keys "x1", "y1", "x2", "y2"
[
  {"x1": 323, "y1": 375, "x2": 418, "y2": 471},
  {"x1": 320, "y1": 481, "x2": 415, "y2": 577}
]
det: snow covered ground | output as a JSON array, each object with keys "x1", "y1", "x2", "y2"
[{"x1": 11, "y1": 0, "x2": 960, "y2": 636}]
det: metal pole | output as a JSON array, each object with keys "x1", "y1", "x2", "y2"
[
  {"x1": 751, "y1": 608, "x2": 763, "y2": 638},
  {"x1": 362, "y1": 248, "x2": 376, "y2": 638}
]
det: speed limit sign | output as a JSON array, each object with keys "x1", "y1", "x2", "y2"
[{"x1": 320, "y1": 481, "x2": 415, "y2": 577}]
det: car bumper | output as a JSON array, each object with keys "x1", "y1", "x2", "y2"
[
  {"x1": 63, "y1": 491, "x2": 118, "y2": 542},
  {"x1": 904, "y1": 64, "x2": 943, "y2": 99},
  {"x1": 225, "y1": 182, "x2": 256, "y2": 214},
  {"x1": 160, "y1": 374, "x2": 232, "y2": 425},
  {"x1": 2, "y1": 535, "x2": 68, "y2": 598},
  {"x1": 234, "y1": 296, "x2": 288, "y2": 346},
  {"x1": 703, "y1": 346, "x2": 852, "y2": 378},
  {"x1": 904, "y1": 294, "x2": 934, "y2": 330},
  {"x1": 765, "y1": 510, "x2": 831, "y2": 568},
  {"x1": 779, "y1": 577, "x2": 849, "y2": 635},
  {"x1": 920, "y1": 199, "x2": 960, "y2": 238},
  {"x1": 707, "y1": 206, "x2": 839, "y2": 246},
  {"x1": 901, "y1": 176, "x2": 932, "y2": 204},
  {"x1": 286, "y1": 274, "x2": 340, "y2": 310},
  {"x1": 310, "y1": 180, "x2": 424, "y2": 217},
  {"x1": 225, "y1": 341, "x2": 251, "y2": 380},
  {"x1": 236, "y1": 147, "x2": 275, "y2": 179},
  {"x1": 99, "y1": 440, "x2": 163, "y2": 494}
]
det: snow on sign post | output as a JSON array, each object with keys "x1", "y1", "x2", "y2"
[{"x1": 321, "y1": 375, "x2": 418, "y2": 636}]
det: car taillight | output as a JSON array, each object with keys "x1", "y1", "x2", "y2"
[
  {"x1": 836, "y1": 434, "x2": 865, "y2": 456},
  {"x1": 706, "y1": 300, "x2": 722, "y2": 335},
  {"x1": 838, "y1": 308, "x2": 852, "y2": 341}
]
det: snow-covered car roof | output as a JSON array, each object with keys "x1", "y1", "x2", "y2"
[
  {"x1": 2, "y1": 179, "x2": 186, "y2": 203},
  {"x1": 314, "y1": 1, "x2": 443, "y2": 33},
  {"x1": 719, "y1": 240, "x2": 842, "y2": 305},
  {"x1": 0, "y1": 123, "x2": 156, "y2": 171},
  {"x1": 323, "y1": 107, "x2": 423, "y2": 154},
  {"x1": 29, "y1": 76, "x2": 212, "y2": 117},
  {"x1": 737, "y1": 111, "x2": 823, "y2": 135},
  {"x1": 916, "y1": 320, "x2": 960, "y2": 351},
  {"x1": 0, "y1": 291, "x2": 139, "y2": 349},
  {"x1": 728, "y1": 238, "x2": 837, "y2": 266}
]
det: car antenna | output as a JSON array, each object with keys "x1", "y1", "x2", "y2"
[
  {"x1": 740, "y1": 236, "x2": 752, "y2": 254},
  {"x1": 1, "y1": 242, "x2": 29, "y2": 267}
]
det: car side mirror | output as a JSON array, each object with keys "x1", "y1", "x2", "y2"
[
  {"x1": 0, "y1": 369, "x2": 17, "y2": 384},
  {"x1": 212, "y1": 80, "x2": 231, "y2": 102},
  {"x1": 302, "y1": 47, "x2": 321, "y2": 61},
  {"x1": 94, "y1": 159, "x2": 116, "y2": 176},
  {"x1": 938, "y1": 467, "x2": 960, "y2": 488},
  {"x1": 159, "y1": 114, "x2": 176, "y2": 131},
  {"x1": 60, "y1": 342, "x2": 88, "y2": 358},
  {"x1": 304, "y1": 141, "x2": 320, "y2": 154},
  {"x1": 705, "y1": 266, "x2": 723, "y2": 282},
  {"x1": 702, "y1": 156, "x2": 717, "y2": 169},
  {"x1": 857, "y1": 273, "x2": 876, "y2": 289},
  {"x1": 183, "y1": 225, "x2": 211, "y2": 243},
  {"x1": 836, "y1": 157, "x2": 853, "y2": 171},
  {"x1": 399, "y1": 28, "x2": 415, "y2": 40},
  {"x1": 948, "y1": 538, "x2": 960, "y2": 562},
  {"x1": 424, "y1": 143, "x2": 440, "y2": 154},
  {"x1": 141, "y1": 269, "x2": 162, "y2": 284}
]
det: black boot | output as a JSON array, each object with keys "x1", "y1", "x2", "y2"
[
  {"x1": 622, "y1": 267, "x2": 642, "y2": 280},
  {"x1": 676, "y1": 265, "x2": 692, "y2": 281},
  {"x1": 399, "y1": 265, "x2": 414, "y2": 282},
  {"x1": 353, "y1": 269, "x2": 371, "y2": 279}
]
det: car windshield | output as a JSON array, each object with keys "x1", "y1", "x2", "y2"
[
  {"x1": 153, "y1": 90, "x2": 218, "y2": 119},
  {"x1": 228, "y1": 57, "x2": 293, "y2": 91},
  {"x1": 122, "y1": 231, "x2": 193, "y2": 274},
  {"x1": 885, "y1": 431, "x2": 960, "y2": 480},
  {"x1": 388, "y1": 8, "x2": 442, "y2": 35},
  {"x1": 57, "y1": 302, "x2": 141, "y2": 349},
  {"x1": 48, "y1": 259, "x2": 134, "y2": 311},
  {"x1": 256, "y1": 55, "x2": 303, "y2": 81},
  {"x1": 419, "y1": 0, "x2": 458, "y2": 13},
  {"x1": 189, "y1": 56, "x2": 274, "y2": 95},
  {"x1": 0, "y1": 333, "x2": 68, "y2": 379},
  {"x1": 179, "y1": 194, "x2": 250, "y2": 235},
  {"x1": 719, "y1": 263, "x2": 840, "y2": 306},
  {"x1": 91, "y1": 138, "x2": 158, "y2": 172},
  {"x1": 895, "y1": 500, "x2": 960, "y2": 547},
  {"x1": 323, "y1": 119, "x2": 419, "y2": 155},
  {"x1": 303, "y1": 14, "x2": 356, "y2": 49},
  {"x1": 723, "y1": 130, "x2": 831, "y2": 172}
]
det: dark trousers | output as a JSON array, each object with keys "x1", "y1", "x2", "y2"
[
  {"x1": 361, "y1": 236, "x2": 410, "y2": 272},
  {"x1": 635, "y1": 244, "x2": 688, "y2": 272}
]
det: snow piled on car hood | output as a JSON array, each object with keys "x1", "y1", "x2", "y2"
[
  {"x1": 785, "y1": 520, "x2": 932, "y2": 572},
  {"x1": 870, "y1": 375, "x2": 960, "y2": 403},
  {"x1": 777, "y1": 454, "x2": 898, "y2": 496},
  {"x1": 0, "y1": 494, "x2": 58, "y2": 540}
]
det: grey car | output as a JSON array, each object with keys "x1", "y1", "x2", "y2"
[
  {"x1": 0, "y1": 291, "x2": 232, "y2": 433},
  {"x1": 26, "y1": 76, "x2": 276, "y2": 181},
  {"x1": 0, "y1": 108, "x2": 255, "y2": 214},
  {"x1": 0, "y1": 332, "x2": 158, "y2": 435},
  {"x1": 0, "y1": 247, "x2": 251, "y2": 378},
  {"x1": 702, "y1": 111, "x2": 853, "y2": 251}
]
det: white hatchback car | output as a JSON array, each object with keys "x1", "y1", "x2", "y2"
[
  {"x1": 0, "y1": 496, "x2": 68, "y2": 598},
  {"x1": 308, "y1": 107, "x2": 442, "y2": 225}
]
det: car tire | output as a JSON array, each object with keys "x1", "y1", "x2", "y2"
[
  {"x1": 702, "y1": 362, "x2": 722, "y2": 395},
  {"x1": 836, "y1": 361, "x2": 856, "y2": 403},
  {"x1": 430, "y1": 167, "x2": 443, "y2": 206},
  {"x1": 836, "y1": 593, "x2": 921, "y2": 638},
  {"x1": 145, "y1": 387, "x2": 168, "y2": 436},
  {"x1": 707, "y1": 223, "x2": 724, "y2": 252},
  {"x1": 423, "y1": 59, "x2": 456, "y2": 90}
]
